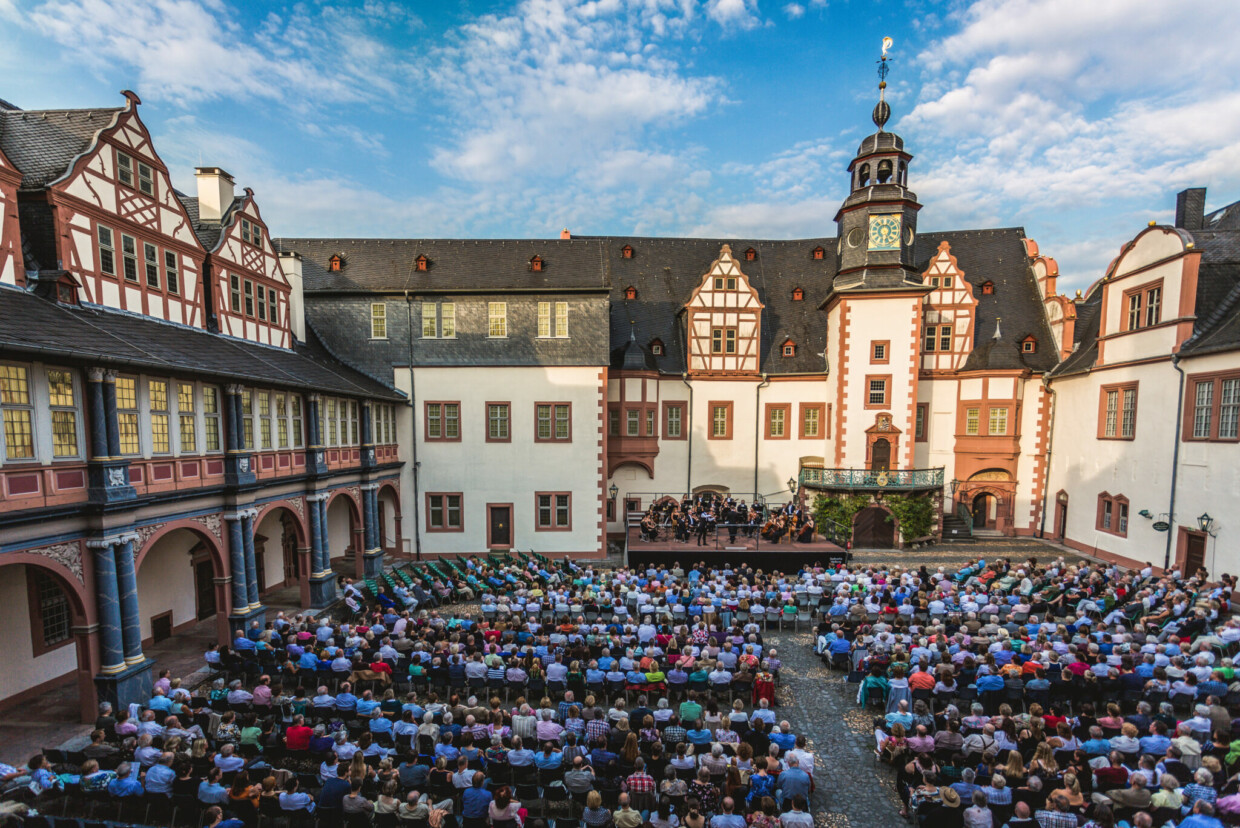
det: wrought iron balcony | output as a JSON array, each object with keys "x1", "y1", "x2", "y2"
[{"x1": 799, "y1": 466, "x2": 945, "y2": 492}]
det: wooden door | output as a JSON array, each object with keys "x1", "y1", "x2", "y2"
[
  {"x1": 853, "y1": 506, "x2": 894, "y2": 549},
  {"x1": 972, "y1": 493, "x2": 993, "y2": 529},
  {"x1": 1185, "y1": 532, "x2": 1207, "y2": 576},
  {"x1": 489, "y1": 505, "x2": 512, "y2": 548},
  {"x1": 1054, "y1": 498, "x2": 1067, "y2": 541},
  {"x1": 282, "y1": 516, "x2": 300, "y2": 584},
  {"x1": 194, "y1": 558, "x2": 216, "y2": 621},
  {"x1": 870, "y1": 438, "x2": 891, "y2": 471}
]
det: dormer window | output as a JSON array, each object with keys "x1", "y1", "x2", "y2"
[
  {"x1": 621, "y1": 245, "x2": 633, "y2": 259},
  {"x1": 415, "y1": 255, "x2": 429, "y2": 272},
  {"x1": 811, "y1": 247, "x2": 824, "y2": 260},
  {"x1": 530, "y1": 255, "x2": 544, "y2": 272},
  {"x1": 792, "y1": 287, "x2": 804, "y2": 302},
  {"x1": 624, "y1": 285, "x2": 637, "y2": 300},
  {"x1": 650, "y1": 338, "x2": 664, "y2": 356},
  {"x1": 744, "y1": 248, "x2": 757, "y2": 261},
  {"x1": 328, "y1": 255, "x2": 344, "y2": 272},
  {"x1": 981, "y1": 281, "x2": 995, "y2": 295},
  {"x1": 782, "y1": 341, "x2": 796, "y2": 358},
  {"x1": 1022, "y1": 336, "x2": 1037, "y2": 353}
]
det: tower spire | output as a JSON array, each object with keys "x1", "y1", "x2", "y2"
[{"x1": 874, "y1": 36, "x2": 893, "y2": 131}]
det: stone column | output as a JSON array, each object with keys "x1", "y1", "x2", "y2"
[
  {"x1": 87, "y1": 539, "x2": 125, "y2": 675},
  {"x1": 307, "y1": 493, "x2": 335, "y2": 607},
  {"x1": 86, "y1": 367, "x2": 109, "y2": 460},
  {"x1": 113, "y1": 534, "x2": 144, "y2": 666},
  {"x1": 101, "y1": 370, "x2": 121, "y2": 457},
  {"x1": 241, "y1": 508, "x2": 260, "y2": 608},
  {"x1": 223, "y1": 385, "x2": 240, "y2": 453},
  {"x1": 361, "y1": 483, "x2": 384, "y2": 578},
  {"x1": 225, "y1": 513, "x2": 248, "y2": 617}
]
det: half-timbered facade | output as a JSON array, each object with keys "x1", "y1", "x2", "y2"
[
  {"x1": 686, "y1": 246, "x2": 764, "y2": 376},
  {"x1": 0, "y1": 92, "x2": 405, "y2": 720}
]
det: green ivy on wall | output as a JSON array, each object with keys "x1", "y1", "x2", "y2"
[
  {"x1": 881, "y1": 493, "x2": 936, "y2": 542},
  {"x1": 812, "y1": 493, "x2": 871, "y2": 541}
]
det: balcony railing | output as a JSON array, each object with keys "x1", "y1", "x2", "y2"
[{"x1": 799, "y1": 466, "x2": 945, "y2": 492}]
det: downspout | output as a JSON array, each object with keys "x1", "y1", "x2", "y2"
[
  {"x1": 405, "y1": 292, "x2": 423, "y2": 561},
  {"x1": 1038, "y1": 374, "x2": 1057, "y2": 538},
  {"x1": 754, "y1": 373, "x2": 770, "y2": 498},
  {"x1": 681, "y1": 372, "x2": 693, "y2": 496},
  {"x1": 1165, "y1": 355, "x2": 1186, "y2": 571}
]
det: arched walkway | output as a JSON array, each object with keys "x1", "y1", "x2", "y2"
[
  {"x1": 377, "y1": 483, "x2": 402, "y2": 554},
  {"x1": 325, "y1": 488, "x2": 364, "y2": 578},
  {"x1": 0, "y1": 554, "x2": 94, "y2": 722},
  {"x1": 254, "y1": 505, "x2": 307, "y2": 595},
  {"x1": 136, "y1": 526, "x2": 230, "y2": 647}
]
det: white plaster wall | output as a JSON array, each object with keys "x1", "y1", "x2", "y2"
[
  {"x1": 0, "y1": 566, "x2": 78, "y2": 703},
  {"x1": 136, "y1": 529, "x2": 198, "y2": 639},
  {"x1": 1014, "y1": 379, "x2": 1046, "y2": 532},
  {"x1": 409, "y1": 365, "x2": 604, "y2": 555},
  {"x1": 917, "y1": 377, "x2": 959, "y2": 509},
  {"x1": 1172, "y1": 351, "x2": 1240, "y2": 575},
  {"x1": 1046, "y1": 360, "x2": 1177, "y2": 561}
]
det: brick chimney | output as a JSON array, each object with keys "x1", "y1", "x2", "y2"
[
  {"x1": 1175, "y1": 188, "x2": 1206, "y2": 231},
  {"x1": 560, "y1": 228, "x2": 571, "y2": 239},
  {"x1": 194, "y1": 167, "x2": 235, "y2": 223}
]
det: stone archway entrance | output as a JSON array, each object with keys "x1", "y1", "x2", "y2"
[{"x1": 972, "y1": 492, "x2": 996, "y2": 529}]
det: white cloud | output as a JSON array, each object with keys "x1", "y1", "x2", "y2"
[
  {"x1": 426, "y1": 0, "x2": 720, "y2": 191},
  {"x1": 782, "y1": 3, "x2": 805, "y2": 20},
  {"x1": 706, "y1": 0, "x2": 763, "y2": 30},
  {"x1": 17, "y1": 0, "x2": 418, "y2": 114},
  {"x1": 903, "y1": 0, "x2": 1240, "y2": 287}
]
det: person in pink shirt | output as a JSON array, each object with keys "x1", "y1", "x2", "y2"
[{"x1": 252, "y1": 675, "x2": 273, "y2": 707}]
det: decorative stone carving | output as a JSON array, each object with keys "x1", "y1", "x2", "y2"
[
  {"x1": 133, "y1": 523, "x2": 162, "y2": 551},
  {"x1": 291, "y1": 497, "x2": 305, "y2": 518},
  {"x1": 197, "y1": 513, "x2": 223, "y2": 541},
  {"x1": 238, "y1": 457, "x2": 251, "y2": 473},
  {"x1": 106, "y1": 467, "x2": 126, "y2": 487},
  {"x1": 27, "y1": 541, "x2": 85, "y2": 584}
]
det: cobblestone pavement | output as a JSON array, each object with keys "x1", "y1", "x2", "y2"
[{"x1": 765, "y1": 537, "x2": 1071, "y2": 827}]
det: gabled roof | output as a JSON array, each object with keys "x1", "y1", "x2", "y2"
[
  {"x1": 274, "y1": 238, "x2": 612, "y2": 293},
  {"x1": 0, "y1": 285, "x2": 404, "y2": 400},
  {"x1": 176, "y1": 192, "x2": 245, "y2": 252},
  {"x1": 0, "y1": 105, "x2": 122, "y2": 189}
]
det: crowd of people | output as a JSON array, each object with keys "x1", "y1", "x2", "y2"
[
  {"x1": 2, "y1": 554, "x2": 827, "y2": 828},
  {"x1": 812, "y1": 555, "x2": 1240, "y2": 827}
]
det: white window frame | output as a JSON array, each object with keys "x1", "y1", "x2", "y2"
[
  {"x1": 488, "y1": 302, "x2": 507, "y2": 338},
  {"x1": 371, "y1": 302, "x2": 388, "y2": 339}
]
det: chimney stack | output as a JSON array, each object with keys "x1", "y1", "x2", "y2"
[
  {"x1": 279, "y1": 251, "x2": 305, "y2": 344},
  {"x1": 194, "y1": 167, "x2": 235, "y2": 223},
  {"x1": 1175, "y1": 188, "x2": 1206, "y2": 231},
  {"x1": 560, "y1": 228, "x2": 571, "y2": 239}
]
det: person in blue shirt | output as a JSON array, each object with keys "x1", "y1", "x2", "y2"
[
  {"x1": 686, "y1": 723, "x2": 712, "y2": 747},
  {"x1": 233, "y1": 633, "x2": 256, "y2": 652},
  {"x1": 335, "y1": 683, "x2": 358, "y2": 714},
  {"x1": 355, "y1": 692, "x2": 381, "y2": 717},
  {"x1": 205, "y1": 805, "x2": 247, "y2": 828},
  {"x1": 534, "y1": 744, "x2": 563, "y2": 769},
  {"x1": 370, "y1": 710, "x2": 394, "y2": 736},
  {"x1": 198, "y1": 768, "x2": 230, "y2": 805},
  {"x1": 144, "y1": 752, "x2": 177, "y2": 795},
  {"x1": 1081, "y1": 727, "x2": 1113, "y2": 755},
  {"x1": 108, "y1": 762, "x2": 144, "y2": 798},
  {"x1": 435, "y1": 734, "x2": 460, "y2": 762},
  {"x1": 461, "y1": 772, "x2": 493, "y2": 820},
  {"x1": 1139, "y1": 721, "x2": 1172, "y2": 756},
  {"x1": 770, "y1": 725, "x2": 796, "y2": 753}
]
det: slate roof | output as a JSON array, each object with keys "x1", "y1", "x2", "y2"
[
  {"x1": 0, "y1": 106, "x2": 119, "y2": 189},
  {"x1": 0, "y1": 286, "x2": 404, "y2": 400},
  {"x1": 176, "y1": 192, "x2": 245, "y2": 252},
  {"x1": 281, "y1": 228, "x2": 1056, "y2": 377},
  {"x1": 274, "y1": 238, "x2": 611, "y2": 293}
]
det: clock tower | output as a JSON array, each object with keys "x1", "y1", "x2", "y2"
[{"x1": 834, "y1": 47, "x2": 924, "y2": 292}]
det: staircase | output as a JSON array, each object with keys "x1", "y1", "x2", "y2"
[{"x1": 941, "y1": 505, "x2": 974, "y2": 542}]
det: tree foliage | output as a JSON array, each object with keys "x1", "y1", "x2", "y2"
[
  {"x1": 882, "y1": 493, "x2": 936, "y2": 542},
  {"x1": 812, "y1": 493, "x2": 871, "y2": 540}
]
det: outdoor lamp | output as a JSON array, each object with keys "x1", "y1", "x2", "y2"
[
  {"x1": 608, "y1": 483, "x2": 619, "y2": 501},
  {"x1": 788, "y1": 476, "x2": 798, "y2": 493},
  {"x1": 1198, "y1": 512, "x2": 1215, "y2": 535}
]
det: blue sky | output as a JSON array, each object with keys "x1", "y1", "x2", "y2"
[{"x1": 3, "y1": 0, "x2": 1240, "y2": 290}]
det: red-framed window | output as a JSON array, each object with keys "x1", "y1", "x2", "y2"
[
  {"x1": 1098, "y1": 382, "x2": 1138, "y2": 440},
  {"x1": 535, "y1": 492, "x2": 572, "y2": 531},
  {"x1": 426, "y1": 493, "x2": 463, "y2": 532},
  {"x1": 1185, "y1": 371, "x2": 1240, "y2": 442},
  {"x1": 535, "y1": 402, "x2": 572, "y2": 442},
  {"x1": 425, "y1": 402, "x2": 461, "y2": 442},
  {"x1": 1096, "y1": 492, "x2": 1129, "y2": 537}
]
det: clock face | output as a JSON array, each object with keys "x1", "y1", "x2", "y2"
[{"x1": 868, "y1": 214, "x2": 902, "y2": 251}]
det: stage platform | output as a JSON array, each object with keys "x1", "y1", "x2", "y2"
[{"x1": 624, "y1": 526, "x2": 848, "y2": 570}]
